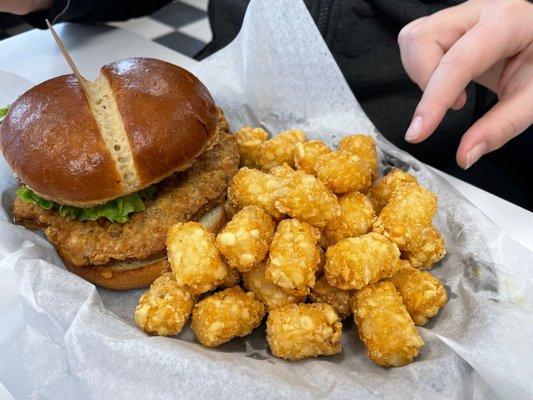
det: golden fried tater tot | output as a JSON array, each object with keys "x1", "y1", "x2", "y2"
[
  {"x1": 191, "y1": 286, "x2": 265, "y2": 347},
  {"x1": 227, "y1": 167, "x2": 284, "y2": 219},
  {"x1": 234, "y1": 126, "x2": 269, "y2": 168},
  {"x1": 339, "y1": 134, "x2": 378, "y2": 177},
  {"x1": 134, "y1": 272, "x2": 196, "y2": 336},
  {"x1": 266, "y1": 219, "x2": 321, "y2": 295},
  {"x1": 315, "y1": 150, "x2": 373, "y2": 194},
  {"x1": 389, "y1": 266, "x2": 447, "y2": 325},
  {"x1": 352, "y1": 281, "x2": 424, "y2": 367},
  {"x1": 367, "y1": 169, "x2": 418, "y2": 214},
  {"x1": 167, "y1": 222, "x2": 228, "y2": 294},
  {"x1": 373, "y1": 183, "x2": 437, "y2": 250},
  {"x1": 294, "y1": 140, "x2": 331, "y2": 175},
  {"x1": 274, "y1": 169, "x2": 340, "y2": 228},
  {"x1": 220, "y1": 267, "x2": 240, "y2": 288},
  {"x1": 269, "y1": 163, "x2": 296, "y2": 179},
  {"x1": 322, "y1": 191, "x2": 376, "y2": 246},
  {"x1": 309, "y1": 276, "x2": 352, "y2": 319},
  {"x1": 266, "y1": 303, "x2": 342, "y2": 361},
  {"x1": 216, "y1": 205, "x2": 275, "y2": 272},
  {"x1": 256, "y1": 129, "x2": 306, "y2": 171},
  {"x1": 242, "y1": 262, "x2": 306, "y2": 311},
  {"x1": 403, "y1": 226, "x2": 446, "y2": 270},
  {"x1": 324, "y1": 232, "x2": 400, "y2": 290}
]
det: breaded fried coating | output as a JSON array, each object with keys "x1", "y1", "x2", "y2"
[
  {"x1": 256, "y1": 129, "x2": 306, "y2": 171},
  {"x1": 242, "y1": 262, "x2": 306, "y2": 311},
  {"x1": 338, "y1": 134, "x2": 378, "y2": 177},
  {"x1": 352, "y1": 281, "x2": 424, "y2": 367},
  {"x1": 403, "y1": 226, "x2": 446, "y2": 270},
  {"x1": 266, "y1": 219, "x2": 321, "y2": 295},
  {"x1": 373, "y1": 183, "x2": 437, "y2": 250},
  {"x1": 227, "y1": 167, "x2": 284, "y2": 219},
  {"x1": 367, "y1": 169, "x2": 418, "y2": 214},
  {"x1": 191, "y1": 286, "x2": 265, "y2": 347},
  {"x1": 322, "y1": 191, "x2": 376, "y2": 246},
  {"x1": 324, "y1": 232, "x2": 400, "y2": 290},
  {"x1": 220, "y1": 267, "x2": 240, "y2": 288},
  {"x1": 216, "y1": 205, "x2": 275, "y2": 272},
  {"x1": 309, "y1": 276, "x2": 352, "y2": 319},
  {"x1": 234, "y1": 126, "x2": 269, "y2": 168},
  {"x1": 134, "y1": 272, "x2": 196, "y2": 336},
  {"x1": 274, "y1": 169, "x2": 340, "y2": 228},
  {"x1": 294, "y1": 140, "x2": 331, "y2": 175},
  {"x1": 315, "y1": 150, "x2": 373, "y2": 194},
  {"x1": 266, "y1": 303, "x2": 342, "y2": 361},
  {"x1": 167, "y1": 222, "x2": 228, "y2": 294},
  {"x1": 389, "y1": 266, "x2": 447, "y2": 325}
]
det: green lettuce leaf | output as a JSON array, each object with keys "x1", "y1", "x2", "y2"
[
  {"x1": 16, "y1": 186, "x2": 156, "y2": 223},
  {"x1": 0, "y1": 105, "x2": 9, "y2": 122}
]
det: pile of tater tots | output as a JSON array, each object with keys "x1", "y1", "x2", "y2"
[{"x1": 134, "y1": 127, "x2": 448, "y2": 367}]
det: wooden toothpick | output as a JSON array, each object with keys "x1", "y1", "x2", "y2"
[{"x1": 45, "y1": 19, "x2": 87, "y2": 86}]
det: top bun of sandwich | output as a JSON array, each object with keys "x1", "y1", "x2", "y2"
[{"x1": 0, "y1": 57, "x2": 218, "y2": 207}]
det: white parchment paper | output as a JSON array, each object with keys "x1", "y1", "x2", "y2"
[{"x1": 1, "y1": 1, "x2": 532, "y2": 399}]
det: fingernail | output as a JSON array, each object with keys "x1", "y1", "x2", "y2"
[
  {"x1": 405, "y1": 116, "x2": 423, "y2": 142},
  {"x1": 465, "y1": 142, "x2": 487, "y2": 169}
]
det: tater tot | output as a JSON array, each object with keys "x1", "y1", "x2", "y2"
[
  {"x1": 256, "y1": 129, "x2": 306, "y2": 171},
  {"x1": 274, "y1": 169, "x2": 340, "y2": 228},
  {"x1": 234, "y1": 126, "x2": 269, "y2": 168},
  {"x1": 315, "y1": 150, "x2": 373, "y2": 194},
  {"x1": 266, "y1": 219, "x2": 321, "y2": 295},
  {"x1": 216, "y1": 205, "x2": 275, "y2": 272},
  {"x1": 322, "y1": 191, "x2": 376, "y2": 246},
  {"x1": 403, "y1": 226, "x2": 446, "y2": 270},
  {"x1": 220, "y1": 267, "x2": 241, "y2": 288},
  {"x1": 309, "y1": 276, "x2": 352, "y2": 319},
  {"x1": 367, "y1": 169, "x2": 418, "y2": 214},
  {"x1": 388, "y1": 267, "x2": 447, "y2": 325},
  {"x1": 339, "y1": 134, "x2": 378, "y2": 177},
  {"x1": 294, "y1": 140, "x2": 331, "y2": 175},
  {"x1": 242, "y1": 262, "x2": 306, "y2": 311},
  {"x1": 167, "y1": 222, "x2": 228, "y2": 294},
  {"x1": 324, "y1": 232, "x2": 400, "y2": 290},
  {"x1": 266, "y1": 303, "x2": 342, "y2": 361},
  {"x1": 227, "y1": 167, "x2": 284, "y2": 219},
  {"x1": 352, "y1": 281, "x2": 424, "y2": 367},
  {"x1": 134, "y1": 272, "x2": 196, "y2": 336},
  {"x1": 191, "y1": 286, "x2": 265, "y2": 347}
]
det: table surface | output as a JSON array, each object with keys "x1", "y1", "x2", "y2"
[{"x1": 1, "y1": 23, "x2": 532, "y2": 251}]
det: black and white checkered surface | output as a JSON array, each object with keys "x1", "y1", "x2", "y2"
[{"x1": 0, "y1": 0, "x2": 211, "y2": 58}]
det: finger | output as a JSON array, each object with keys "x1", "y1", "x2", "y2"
[
  {"x1": 456, "y1": 85, "x2": 533, "y2": 169},
  {"x1": 451, "y1": 91, "x2": 467, "y2": 111},
  {"x1": 405, "y1": 21, "x2": 520, "y2": 144}
]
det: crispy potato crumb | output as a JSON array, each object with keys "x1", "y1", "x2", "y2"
[
  {"x1": 274, "y1": 169, "x2": 340, "y2": 228},
  {"x1": 227, "y1": 167, "x2": 284, "y2": 219},
  {"x1": 373, "y1": 183, "x2": 437, "y2": 250},
  {"x1": 309, "y1": 276, "x2": 352, "y2": 319},
  {"x1": 339, "y1": 134, "x2": 378, "y2": 177},
  {"x1": 322, "y1": 191, "x2": 376, "y2": 246},
  {"x1": 388, "y1": 266, "x2": 447, "y2": 325},
  {"x1": 265, "y1": 219, "x2": 321, "y2": 295},
  {"x1": 367, "y1": 169, "x2": 418, "y2": 214},
  {"x1": 352, "y1": 281, "x2": 424, "y2": 367},
  {"x1": 242, "y1": 262, "x2": 306, "y2": 311},
  {"x1": 234, "y1": 126, "x2": 269, "y2": 168},
  {"x1": 255, "y1": 129, "x2": 306, "y2": 171},
  {"x1": 134, "y1": 272, "x2": 196, "y2": 336},
  {"x1": 267, "y1": 303, "x2": 342, "y2": 361},
  {"x1": 403, "y1": 226, "x2": 446, "y2": 270},
  {"x1": 191, "y1": 286, "x2": 265, "y2": 347},
  {"x1": 167, "y1": 222, "x2": 228, "y2": 294},
  {"x1": 325, "y1": 232, "x2": 400, "y2": 290},
  {"x1": 294, "y1": 140, "x2": 331, "y2": 175},
  {"x1": 216, "y1": 205, "x2": 275, "y2": 272},
  {"x1": 315, "y1": 150, "x2": 374, "y2": 194}
]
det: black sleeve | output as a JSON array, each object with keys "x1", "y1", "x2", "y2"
[{"x1": 22, "y1": 0, "x2": 173, "y2": 29}]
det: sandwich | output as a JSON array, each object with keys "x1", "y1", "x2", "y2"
[{"x1": 0, "y1": 57, "x2": 239, "y2": 290}]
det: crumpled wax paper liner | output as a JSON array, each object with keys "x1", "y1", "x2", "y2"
[{"x1": 0, "y1": 0, "x2": 532, "y2": 399}]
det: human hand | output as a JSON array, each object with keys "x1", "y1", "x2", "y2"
[
  {"x1": 398, "y1": 0, "x2": 533, "y2": 169},
  {"x1": 0, "y1": 0, "x2": 53, "y2": 15}
]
